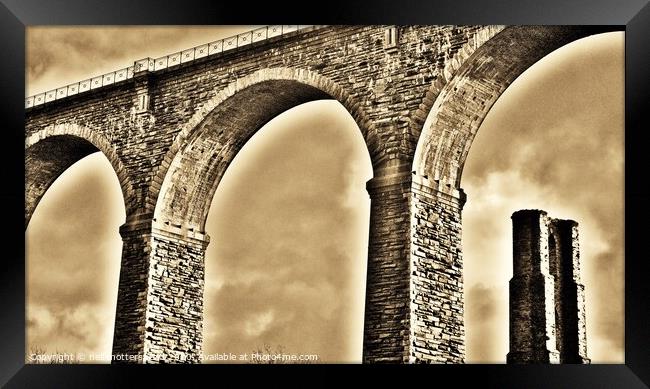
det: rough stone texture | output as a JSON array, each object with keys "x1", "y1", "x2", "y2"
[
  {"x1": 363, "y1": 164, "x2": 465, "y2": 364},
  {"x1": 24, "y1": 26, "x2": 612, "y2": 363},
  {"x1": 25, "y1": 123, "x2": 132, "y2": 227},
  {"x1": 25, "y1": 135, "x2": 96, "y2": 227},
  {"x1": 507, "y1": 210, "x2": 560, "y2": 364},
  {"x1": 112, "y1": 221, "x2": 152, "y2": 361},
  {"x1": 507, "y1": 210, "x2": 589, "y2": 364},
  {"x1": 112, "y1": 219, "x2": 208, "y2": 364},
  {"x1": 363, "y1": 164, "x2": 413, "y2": 363},
  {"x1": 409, "y1": 176, "x2": 466, "y2": 363},
  {"x1": 548, "y1": 219, "x2": 590, "y2": 364},
  {"x1": 413, "y1": 26, "x2": 618, "y2": 189},
  {"x1": 144, "y1": 225, "x2": 207, "y2": 363},
  {"x1": 26, "y1": 26, "x2": 509, "y2": 226}
]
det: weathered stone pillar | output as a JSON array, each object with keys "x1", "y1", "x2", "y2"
[
  {"x1": 362, "y1": 163, "x2": 465, "y2": 363},
  {"x1": 507, "y1": 210, "x2": 560, "y2": 364},
  {"x1": 112, "y1": 217, "x2": 208, "y2": 364},
  {"x1": 548, "y1": 219, "x2": 590, "y2": 364},
  {"x1": 363, "y1": 164, "x2": 413, "y2": 363},
  {"x1": 409, "y1": 174, "x2": 466, "y2": 363},
  {"x1": 111, "y1": 218, "x2": 152, "y2": 362}
]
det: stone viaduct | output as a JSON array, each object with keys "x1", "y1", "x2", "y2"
[{"x1": 25, "y1": 25, "x2": 617, "y2": 363}]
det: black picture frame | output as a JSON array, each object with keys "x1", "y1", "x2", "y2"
[{"x1": 1, "y1": 0, "x2": 648, "y2": 387}]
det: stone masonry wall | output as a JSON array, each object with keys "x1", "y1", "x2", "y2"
[
  {"x1": 410, "y1": 176, "x2": 465, "y2": 363},
  {"x1": 508, "y1": 210, "x2": 589, "y2": 364},
  {"x1": 112, "y1": 222, "x2": 152, "y2": 362},
  {"x1": 26, "y1": 26, "x2": 498, "y2": 225},
  {"x1": 25, "y1": 135, "x2": 97, "y2": 227},
  {"x1": 24, "y1": 25, "x2": 497, "y2": 364},
  {"x1": 24, "y1": 26, "x2": 610, "y2": 363},
  {"x1": 112, "y1": 220, "x2": 208, "y2": 363},
  {"x1": 413, "y1": 26, "x2": 617, "y2": 191},
  {"x1": 363, "y1": 166, "x2": 465, "y2": 363},
  {"x1": 364, "y1": 168, "x2": 412, "y2": 363},
  {"x1": 143, "y1": 227, "x2": 208, "y2": 363},
  {"x1": 507, "y1": 210, "x2": 560, "y2": 364},
  {"x1": 548, "y1": 219, "x2": 589, "y2": 364}
]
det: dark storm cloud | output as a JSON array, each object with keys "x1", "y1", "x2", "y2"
[{"x1": 462, "y1": 32, "x2": 624, "y2": 362}]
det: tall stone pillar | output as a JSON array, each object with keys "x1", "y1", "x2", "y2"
[
  {"x1": 409, "y1": 174, "x2": 466, "y2": 363},
  {"x1": 363, "y1": 164, "x2": 413, "y2": 363},
  {"x1": 548, "y1": 219, "x2": 590, "y2": 364},
  {"x1": 362, "y1": 163, "x2": 465, "y2": 363},
  {"x1": 507, "y1": 210, "x2": 560, "y2": 364},
  {"x1": 112, "y1": 217, "x2": 209, "y2": 364}
]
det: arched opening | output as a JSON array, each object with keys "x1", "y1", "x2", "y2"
[
  {"x1": 153, "y1": 79, "x2": 334, "y2": 229},
  {"x1": 26, "y1": 135, "x2": 99, "y2": 227},
  {"x1": 152, "y1": 74, "x2": 374, "y2": 362},
  {"x1": 412, "y1": 26, "x2": 618, "y2": 186},
  {"x1": 460, "y1": 32, "x2": 624, "y2": 363},
  {"x1": 26, "y1": 126, "x2": 133, "y2": 227},
  {"x1": 152, "y1": 72, "x2": 377, "y2": 230},
  {"x1": 202, "y1": 100, "x2": 372, "y2": 362},
  {"x1": 411, "y1": 26, "x2": 622, "y2": 363},
  {"x1": 26, "y1": 150, "x2": 126, "y2": 362}
]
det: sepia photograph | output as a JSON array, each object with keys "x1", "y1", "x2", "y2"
[{"x1": 23, "y1": 25, "x2": 624, "y2": 365}]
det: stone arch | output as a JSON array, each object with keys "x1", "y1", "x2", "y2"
[
  {"x1": 150, "y1": 67, "x2": 375, "y2": 232},
  {"x1": 408, "y1": 25, "x2": 505, "y2": 142},
  {"x1": 25, "y1": 123, "x2": 132, "y2": 227},
  {"x1": 412, "y1": 26, "x2": 620, "y2": 188}
]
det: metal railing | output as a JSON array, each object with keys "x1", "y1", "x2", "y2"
[{"x1": 26, "y1": 25, "x2": 322, "y2": 109}]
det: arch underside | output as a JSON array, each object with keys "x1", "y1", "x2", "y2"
[
  {"x1": 25, "y1": 135, "x2": 99, "y2": 227},
  {"x1": 155, "y1": 79, "x2": 339, "y2": 231},
  {"x1": 413, "y1": 25, "x2": 620, "y2": 188}
]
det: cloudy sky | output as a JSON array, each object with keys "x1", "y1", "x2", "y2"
[
  {"x1": 462, "y1": 32, "x2": 624, "y2": 363},
  {"x1": 25, "y1": 27, "x2": 623, "y2": 363}
]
